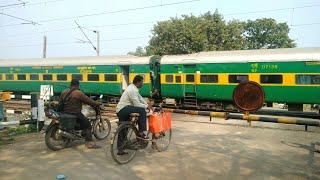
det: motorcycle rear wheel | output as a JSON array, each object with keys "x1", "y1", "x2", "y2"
[{"x1": 45, "y1": 124, "x2": 70, "y2": 151}]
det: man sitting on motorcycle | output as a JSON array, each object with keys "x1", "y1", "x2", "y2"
[
  {"x1": 116, "y1": 75, "x2": 153, "y2": 155},
  {"x1": 60, "y1": 79, "x2": 102, "y2": 149}
]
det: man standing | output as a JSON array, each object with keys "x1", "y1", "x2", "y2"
[{"x1": 60, "y1": 79, "x2": 101, "y2": 149}]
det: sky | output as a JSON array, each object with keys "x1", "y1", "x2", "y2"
[{"x1": 0, "y1": 0, "x2": 319, "y2": 59}]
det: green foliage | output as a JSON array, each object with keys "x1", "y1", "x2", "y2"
[
  {"x1": 0, "y1": 124, "x2": 37, "y2": 146},
  {"x1": 244, "y1": 18, "x2": 296, "y2": 49},
  {"x1": 127, "y1": 46, "x2": 153, "y2": 56},
  {"x1": 130, "y1": 10, "x2": 296, "y2": 55},
  {"x1": 7, "y1": 124, "x2": 37, "y2": 136}
]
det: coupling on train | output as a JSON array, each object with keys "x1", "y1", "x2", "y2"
[{"x1": 0, "y1": 47, "x2": 319, "y2": 112}]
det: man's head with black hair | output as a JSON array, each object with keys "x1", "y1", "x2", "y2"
[
  {"x1": 70, "y1": 79, "x2": 80, "y2": 89},
  {"x1": 133, "y1": 75, "x2": 144, "y2": 88}
]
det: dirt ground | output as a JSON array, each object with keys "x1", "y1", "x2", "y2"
[{"x1": 0, "y1": 114, "x2": 319, "y2": 180}]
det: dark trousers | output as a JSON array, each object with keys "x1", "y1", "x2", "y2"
[
  {"x1": 74, "y1": 113, "x2": 92, "y2": 142},
  {"x1": 117, "y1": 106, "x2": 147, "y2": 132},
  {"x1": 116, "y1": 106, "x2": 147, "y2": 151}
]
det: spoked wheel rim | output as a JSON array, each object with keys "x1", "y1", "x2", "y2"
[
  {"x1": 94, "y1": 118, "x2": 111, "y2": 140},
  {"x1": 152, "y1": 129, "x2": 172, "y2": 152},
  {"x1": 45, "y1": 125, "x2": 69, "y2": 151},
  {"x1": 110, "y1": 124, "x2": 138, "y2": 164}
]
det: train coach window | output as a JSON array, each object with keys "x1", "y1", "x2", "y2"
[
  {"x1": 88, "y1": 74, "x2": 99, "y2": 81},
  {"x1": 186, "y1": 74, "x2": 195, "y2": 83},
  {"x1": 72, "y1": 74, "x2": 83, "y2": 81},
  {"x1": 17, "y1": 74, "x2": 26, "y2": 80},
  {"x1": 30, "y1": 74, "x2": 39, "y2": 80},
  {"x1": 0, "y1": 74, "x2": 2, "y2": 80},
  {"x1": 57, "y1": 74, "x2": 67, "y2": 81},
  {"x1": 229, "y1": 75, "x2": 249, "y2": 83},
  {"x1": 200, "y1": 75, "x2": 218, "y2": 83},
  {"x1": 260, "y1": 75, "x2": 282, "y2": 84},
  {"x1": 175, "y1": 75, "x2": 181, "y2": 83},
  {"x1": 43, "y1": 74, "x2": 52, "y2": 81},
  {"x1": 165, "y1": 75, "x2": 173, "y2": 83},
  {"x1": 5, "y1": 74, "x2": 13, "y2": 80},
  {"x1": 105, "y1": 74, "x2": 117, "y2": 81},
  {"x1": 296, "y1": 75, "x2": 320, "y2": 84}
]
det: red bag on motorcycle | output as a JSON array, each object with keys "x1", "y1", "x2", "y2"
[{"x1": 148, "y1": 112, "x2": 172, "y2": 133}]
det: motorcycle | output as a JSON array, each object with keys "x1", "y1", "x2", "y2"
[{"x1": 45, "y1": 107, "x2": 111, "y2": 151}]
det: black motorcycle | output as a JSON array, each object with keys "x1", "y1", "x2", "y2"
[{"x1": 45, "y1": 107, "x2": 111, "y2": 151}]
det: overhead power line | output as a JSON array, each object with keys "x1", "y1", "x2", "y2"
[
  {"x1": 0, "y1": 2, "x2": 318, "y2": 29},
  {"x1": 0, "y1": 12, "x2": 40, "y2": 25},
  {"x1": 0, "y1": 0, "x2": 65, "y2": 9},
  {"x1": 291, "y1": 22, "x2": 320, "y2": 27},
  {"x1": 39, "y1": 0, "x2": 200, "y2": 23},
  {"x1": 75, "y1": 20, "x2": 98, "y2": 54},
  {"x1": 224, "y1": 4, "x2": 320, "y2": 16},
  {"x1": 1, "y1": 21, "x2": 319, "y2": 40},
  {"x1": 0, "y1": 36, "x2": 148, "y2": 48},
  {"x1": 0, "y1": 2, "x2": 26, "y2": 8},
  {"x1": 0, "y1": 21, "x2": 155, "y2": 38},
  {"x1": 0, "y1": 0, "x2": 200, "y2": 28}
]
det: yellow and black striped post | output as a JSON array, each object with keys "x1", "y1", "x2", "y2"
[{"x1": 164, "y1": 108, "x2": 320, "y2": 127}]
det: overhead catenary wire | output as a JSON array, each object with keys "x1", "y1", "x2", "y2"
[
  {"x1": 0, "y1": 0, "x2": 65, "y2": 9},
  {"x1": 0, "y1": 21, "x2": 155, "y2": 38},
  {"x1": 0, "y1": 1, "x2": 319, "y2": 51},
  {"x1": 74, "y1": 21, "x2": 97, "y2": 52},
  {"x1": 0, "y1": 0, "x2": 200, "y2": 28},
  {"x1": 0, "y1": 21, "x2": 319, "y2": 40},
  {"x1": 224, "y1": 4, "x2": 320, "y2": 16},
  {"x1": 0, "y1": 2, "x2": 26, "y2": 8},
  {"x1": 1, "y1": 1, "x2": 316, "y2": 27},
  {"x1": 0, "y1": 36, "x2": 148, "y2": 48},
  {"x1": 0, "y1": 12, "x2": 40, "y2": 25}
]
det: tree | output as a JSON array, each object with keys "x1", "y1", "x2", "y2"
[
  {"x1": 223, "y1": 20, "x2": 246, "y2": 50},
  {"x1": 127, "y1": 46, "x2": 147, "y2": 56},
  {"x1": 130, "y1": 10, "x2": 296, "y2": 55},
  {"x1": 201, "y1": 10, "x2": 227, "y2": 51},
  {"x1": 244, "y1": 18, "x2": 296, "y2": 49},
  {"x1": 148, "y1": 15, "x2": 206, "y2": 55},
  {"x1": 127, "y1": 46, "x2": 154, "y2": 56}
]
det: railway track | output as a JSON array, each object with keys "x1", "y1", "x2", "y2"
[
  {"x1": 3, "y1": 100, "x2": 31, "y2": 111},
  {"x1": 3, "y1": 100, "x2": 319, "y2": 119},
  {"x1": 3, "y1": 100, "x2": 117, "y2": 119}
]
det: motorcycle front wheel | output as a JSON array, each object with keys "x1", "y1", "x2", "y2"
[{"x1": 93, "y1": 117, "x2": 111, "y2": 140}]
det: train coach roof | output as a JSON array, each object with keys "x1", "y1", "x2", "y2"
[
  {"x1": 160, "y1": 47, "x2": 320, "y2": 64},
  {"x1": 0, "y1": 55, "x2": 151, "y2": 67}
]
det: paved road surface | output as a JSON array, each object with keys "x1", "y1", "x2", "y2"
[{"x1": 0, "y1": 114, "x2": 319, "y2": 180}]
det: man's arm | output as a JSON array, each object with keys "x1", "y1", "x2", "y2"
[
  {"x1": 128, "y1": 89, "x2": 148, "y2": 109},
  {"x1": 138, "y1": 94, "x2": 148, "y2": 105},
  {"x1": 77, "y1": 91, "x2": 101, "y2": 107}
]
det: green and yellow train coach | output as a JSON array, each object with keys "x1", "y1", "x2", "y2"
[
  {"x1": 159, "y1": 48, "x2": 320, "y2": 111},
  {"x1": 0, "y1": 56, "x2": 157, "y2": 99},
  {"x1": 0, "y1": 47, "x2": 319, "y2": 112}
]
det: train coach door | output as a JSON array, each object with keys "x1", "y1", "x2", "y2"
[
  {"x1": 120, "y1": 66, "x2": 129, "y2": 91},
  {"x1": 183, "y1": 64, "x2": 197, "y2": 106}
]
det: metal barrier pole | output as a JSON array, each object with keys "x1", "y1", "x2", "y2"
[
  {"x1": 30, "y1": 93, "x2": 38, "y2": 121},
  {"x1": 37, "y1": 99, "x2": 45, "y2": 131},
  {"x1": 0, "y1": 101, "x2": 4, "y2": 121},
  {"x1": 165, "y1": 109, "x2": 320, "y2": 127}
]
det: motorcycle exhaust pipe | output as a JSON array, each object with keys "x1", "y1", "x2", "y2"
[{"x1": 58, "y1": 129, "x2": 79, "y2": 140}]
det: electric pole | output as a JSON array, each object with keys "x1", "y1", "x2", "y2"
[
  {"x1": 42, "y1": 36, "x2": 47, "y2": 58},
  {"x1": 94, "y1": 30, "x2": 100, "y2": 56}
]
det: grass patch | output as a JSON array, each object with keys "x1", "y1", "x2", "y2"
[{"x1": 0, "y1": 124, "x2": 37, "y2": 146}]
